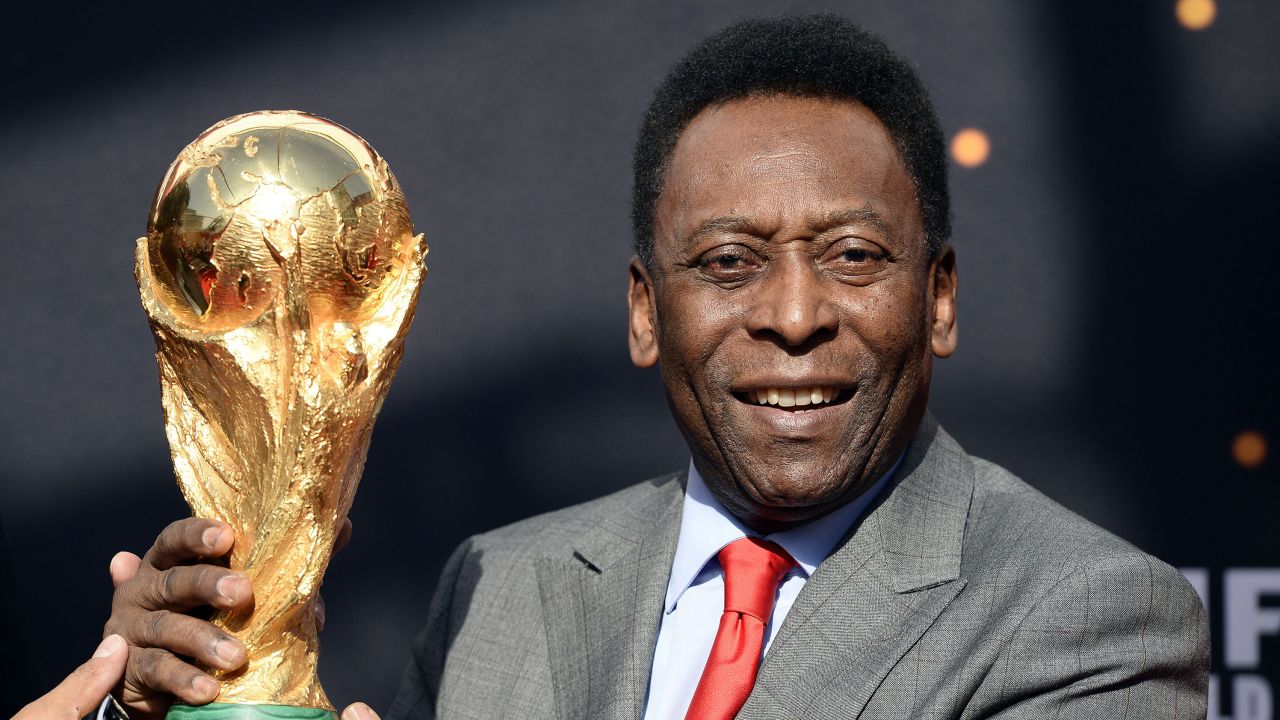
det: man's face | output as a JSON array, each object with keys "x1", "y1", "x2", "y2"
[{"x1": 628, "y1": 95, "x2": 958, "y2": 532}]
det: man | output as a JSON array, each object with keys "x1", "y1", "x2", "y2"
[{"x1": 104, "y1": 14, "x2": 1209, "y2": 719}]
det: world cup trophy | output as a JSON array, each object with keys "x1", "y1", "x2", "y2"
[{"x1": 135, "y1": 110, "x2": 427, "y2": 720}]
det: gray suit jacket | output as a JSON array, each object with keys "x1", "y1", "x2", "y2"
[{"x1": 387, "y1": 416, "x2": 1209, "y2": 719}]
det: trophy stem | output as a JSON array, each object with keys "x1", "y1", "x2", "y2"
[{"x1": 166, "y1": 704, "x2": 337, "y2": 720}]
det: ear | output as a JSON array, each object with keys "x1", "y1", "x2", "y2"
[
  {"x1": 628, "y1": 256, "x2": 659, "y2": 368},
  {"x1": 929, "y1": 244, "x2": 958, "y2": 358}
]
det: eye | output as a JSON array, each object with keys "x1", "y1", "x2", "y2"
[
  {"x1": 696, "y1": 244, "x2": 763, "y2": 283},
  {"x1": 840, "y1": 248, "x2": 875, "y2": 263},
  {"x1": 822, "y1": 238, "x2": 889, "y2": 276}
]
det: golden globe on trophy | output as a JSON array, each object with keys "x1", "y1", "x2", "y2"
[{"x1": 135, "y1": 110, "x2": 427, "y2": 720}]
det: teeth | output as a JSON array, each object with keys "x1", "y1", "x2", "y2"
[{"x1": 751, "y1": 386, "x2": 843, "y2": 407}]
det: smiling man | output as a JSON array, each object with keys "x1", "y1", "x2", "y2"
[
  {"x1": 104, "y1": 14, "x2": 1208, "y2": 720},
  {"x1": 629, "y1": 92, "x2": 944, "y2": 536}
]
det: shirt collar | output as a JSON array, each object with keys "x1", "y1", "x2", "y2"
[{"x1": 664, "y1": 455, "x2": 900, "y2": 614}]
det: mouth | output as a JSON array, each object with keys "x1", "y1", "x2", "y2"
[{"x1": 731, "y1": 385, "x2": 854, "y2": 411}]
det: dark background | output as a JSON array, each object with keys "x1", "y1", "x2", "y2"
[{"x1": 2, "y1": 0, "x2": 1276, "y2": 716}]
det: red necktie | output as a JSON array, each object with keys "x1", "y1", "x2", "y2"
[{"x1": 684, "y1": 537, "x2": 797, "y2": 720}]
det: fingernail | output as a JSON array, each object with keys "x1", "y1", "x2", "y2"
[
  {"x1": 109, "y1": 552, "x2": 129, "y2": 576},
  {"x1": 94, "y1": 634, "x2": 124, "y2": 658},
  {"x1": 216, "y1": 573, "x2": 247, "y2": 602},
  {"x1": 202, "y1": 527, "x2": 226, "y2": 550},
  {"x1": 343, "y1": 704, "x2": 375, "y2": 720},
  {"x1": 214, "y1": 637, "x2": 243, "y2": 665},
  {"x1": 192, "y1": 675, "x2": 219, "y2": 699}
]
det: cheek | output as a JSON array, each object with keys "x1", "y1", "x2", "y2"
[
  {"x1": 653, "y1": 284, "x2": 747, "y2": 447},
  {"x1": 656, "y1": 285, "x2": 739, "y2": 376},
  {"x1": 845, "y1": 280, "x2": 931, "y2": 366}
]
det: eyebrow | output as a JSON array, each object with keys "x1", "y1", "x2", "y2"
[
  {"x1": 683, "y1": 215, "x2": 758, "y2": 247},
  {"x1": 817, "y1": 206, "x2": 892, "y2": 238},
  {"x1": 683, "y1": 205, "x2": 893, "y2": 248}
]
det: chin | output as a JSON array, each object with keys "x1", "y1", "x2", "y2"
[{"x1": 736, "y1": 462, "x2": 855, "y2": 513}]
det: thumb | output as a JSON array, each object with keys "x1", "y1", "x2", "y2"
[
  {"x1": 109, "y1": 552, "x2": 142, "y2": 588},
  {"x1": 340, "y1": 703, "x2": 380, "y2": 720},
  {"x1": 41, "y1": 635, "x2": 129, "y2": 717}
]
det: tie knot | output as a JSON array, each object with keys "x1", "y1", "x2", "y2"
[{"x1": 717, "y1": 537, "x2": 796, "y2": 621}]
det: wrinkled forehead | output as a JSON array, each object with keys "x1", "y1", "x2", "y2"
[{"x1": 655, "y1": 95, "x2": 923, "y2": 249}]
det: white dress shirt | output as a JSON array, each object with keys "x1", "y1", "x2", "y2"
[{"x1": 641, "y1": 459, "x2": 899, "y2": 720}]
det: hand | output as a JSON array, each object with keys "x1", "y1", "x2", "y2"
[
  {"x1": 104, "y1": 518, "x2": 251, "y2": 717},
  {"x1": 105, "y1": 517, "x2": 353, "y2": 718},
  {"x1": 14, "y1": 634, "x2": 128, "y2": 720}
]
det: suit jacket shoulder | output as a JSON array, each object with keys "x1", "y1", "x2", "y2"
[
  {"x1": 387, "y1": 471, "x2": 685, "y2": 720},
  {"x1": 967, "y1": 454, "x2": 1151, "y2": 574},
  {"x1": 942, "y1": 456, "x2": 1211, "y2": 719},
  {"x1": 467, "y1": 470, "x2": 683, "y2": 560}
]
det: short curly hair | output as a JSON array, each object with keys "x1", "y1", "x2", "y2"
[{"x1": 631, "y1": 14, "x2": 950, "y2": 265}]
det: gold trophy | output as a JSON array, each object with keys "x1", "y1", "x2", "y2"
[{"x1": 135, "y1": 110, "x2": 427, "y2": 720}]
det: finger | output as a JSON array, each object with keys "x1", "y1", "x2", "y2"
[
  {"x1": 146, "y1": 518, "x2": 234, "y2": 571},
  {"x1": 110, "y1": 552, "x2": 143, "y2": 588},
  {"x1": 127, "y1": 646, "x2": 220, "y2": 706},
  {"x1": 133, "y1": 609, "x2": 246, "y2": 671},
  {"x1": 138, "y1": 564, "x2": 253, "y2": 612},
  {"x1": 32, "y1": 635, "x2": 129, "y2": 718},
  {"x1": 340, "y1": 702, "x2": 380, "y2": 720},
  {"x1": 333, "y1": 517, "x2": 353, "y2": 554},
  {"x1": 315, "y1": 594, "x2": 326, "y2": 632}
]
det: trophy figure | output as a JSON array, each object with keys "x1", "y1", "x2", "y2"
[{"x1": 135, "y1": 110, "x2": 427, "y2": 720}]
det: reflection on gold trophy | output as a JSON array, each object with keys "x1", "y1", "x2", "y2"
[{"x1": 136, "y1": 110, "x2": 427, "y2": 720}]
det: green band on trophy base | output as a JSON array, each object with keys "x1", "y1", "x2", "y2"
[{"x1": 166, "y1": 704, "x2": 338, "y2": 720}]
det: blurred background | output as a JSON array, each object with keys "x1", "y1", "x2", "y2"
[{"x1": 1, "y1": 0, "x2": 1276, "y2": 716}]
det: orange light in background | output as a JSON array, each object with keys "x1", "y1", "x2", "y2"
[
  {"x1": 1176, "y1": 0, "x2": 1216, "y2": 30},
  {"x1": 1232, "y1": 430, "x2": 1267, "y2": 469},
  {"x1": 951, "y1": 128, "x2": 990, "y2": 168}
]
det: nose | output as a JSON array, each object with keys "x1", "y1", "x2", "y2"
[{"x1": 744, "y1": 253, "x2": 838, "y2": 349}]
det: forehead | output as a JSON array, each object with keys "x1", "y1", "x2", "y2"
[{"x1": 656, "y1": 95, "x2": 921, "y2": 244}]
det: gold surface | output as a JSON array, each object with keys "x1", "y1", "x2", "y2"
[{"x1": 136, "y1": 110, "x2": 427, "y2": 709}]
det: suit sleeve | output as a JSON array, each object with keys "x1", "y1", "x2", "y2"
[
  {"x1": 386, "y1": 538, "x2": 474, "y2": 720},
  {"x1": 966, "y1": 551, "x2": 1210, "y2": 720}
]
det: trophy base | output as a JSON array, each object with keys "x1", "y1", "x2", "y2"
[{"x1": 167, "y1": 704, "x2": 337, "y2": 720}]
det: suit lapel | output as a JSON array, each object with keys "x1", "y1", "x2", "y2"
[
  {"x1": 536, "y1": 473, "x2": 684, "y2": 720},
  {"x1": 739, "y1": 415, "x2": 975, "y2": 719}
]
